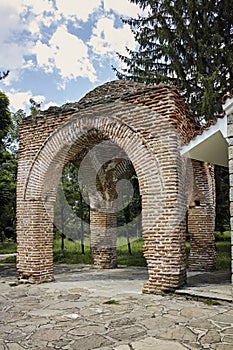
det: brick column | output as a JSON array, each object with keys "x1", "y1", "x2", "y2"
[
  {"x1": 17, "y1": 200, "x2": 54, "y2": 283},
  {"x1": 188, "y1": 160, "x2": 216, "y2": 271},
  {"x1": 90, "y1": 209, "x2": 117, "y2": 268},
  {"x1": 223, "y1": 97, "x2": 233, "y2": 285}
]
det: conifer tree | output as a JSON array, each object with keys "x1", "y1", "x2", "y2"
[
  {"x1": 115, "y1": 0, "x2": 233, "y2": 120},
  {"x1": 0, "y1": 92, "x2": 16, "y2": 241}
]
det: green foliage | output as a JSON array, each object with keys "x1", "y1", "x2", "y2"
[
  {"x1": 0, "y1": 92, "x2": 17, "y2": 241},
  {"x1": 117, "y1": 174, "x2": 141, "y2": 226},
  {"x1": 0, "y1": 91, "x2": 11, "y2": 149},
  {"x1": 6, "y1": 109, "x2": 25, "y2": 155},
  {"x1": 115, "y1": 0, "x2": 233, "y2": 120},
  {"x1": 55, "y1": 163, "x2": 142, "y2": 253},
  {"x1": 61, "y1": 163, "x2": 90, "y2": 223},
  {"x1": 0, "y1": 152, "x2": 17, "y2": 240},
  {"x1": 54, "y1": 162, "x2": 90, "y2": 251},
  {"x1": 29, "y1": 98, "x2": 42, "y2": 115},
  {"x1": 215, "y1": 231, "x2": 231, "y2": 242},
  {"x1": 215, "y1": 166, "x2": 230, "y2": 232}
]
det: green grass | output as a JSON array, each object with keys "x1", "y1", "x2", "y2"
[
  {"x1": 53, "y1": 236, "x2": 231, "y2": 269},
  {"x1": 103, "y1": 299, "x2": 120, "y2": 305},
  {"x1": 0, "y1": 235, "x2": 231, "y2": 270},
  {"x1": 53, "y1": 237, "x2": 147, "y2": 266},
  {"x1": 215, "y1": 231, "x2": 231, "y2": 242},
  {"x1": 0, "y1": 240, "x2": 17, "y2": 263},
  {"x1": 216, "y1": 240, "x2": 231, "y2": 270},
  {"x1": 53, "y1": 238, "x2": 92, "y2": 264},
  {"x1": 117, "y1": 238, "x2": 146, "y2": 266},
  {"x1": 0, "y1": 240, "x2": 17, "y2": 254},
  {"x1": 203, "y1": 298, "x2": 221, "y2": 306},
  {"x1": 0, "y1": 256, "x2": 16, "y2": 263}
]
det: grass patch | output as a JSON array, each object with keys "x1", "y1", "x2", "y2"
[
  {"x1": 0, "y1": 234, "x2": 231, "y2": 270},
  {"x1": 0, "y1": 256, "x2": 16, "y2": 264},
  {"x1": 53, "y1": 238, "x2": 92, "y2": 264},
  {"x1": 215, "y1": 231, "x2": 231, "y2": 242},
  {"x1": 0, "y1": 240, "x2": 17, "y2": 264},
  {"x1": 117, "y1": 238, "x2": 146, "y2": 267},
  {"x1": 0, "y1": 240, "x2": 17, "y2": 254},
  {"x1": 203, "y1": 298, "x2": 221, "y2": 306},
  {"x1": 216, "y1": 241, "x2": 231, "y2": 270},
  {"x1": 103, "y1": 299, "x2": 120, "y2": 305},
  {"x1": 53, "y1": 237, "x2": 147, "y2": 266}
]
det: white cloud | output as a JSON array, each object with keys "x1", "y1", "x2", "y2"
[
  {"x1": 32, "y1": 25, "x2": 96, "y2": 84},
  {"x1": 0, "y1": 0, "x2": 139, "y2": 99},
  {"x1": 51, "y1": 26, "x2": 97, "y2": 83},
  {"x1": 26, "y1": 0, "x2": 55, "y2": 15},
  {"x1": 44, "y1": 101, "x2": 58, "y2": 110},
  {"x1": 6, "y1": 90, "x2": 48, "y2": 112},
  {"x1": 0, "y1": 1, "x2": 28, "y2": 78},
  {"x1": 33, "y1": 40, "x2": 56, "y2": 73},
  {"x1": 27, "y1": 0, "x2": 61, "y2": 34},
  {"x1": 1, "y1": 71, "x2": 21, "y2": 87},
  {"x1": 0, "y1": 1, "x2": 24, "y2": 45},
  {"x1": 0, "y1": 0, "x2": 57, "y2": 43},
  {"x1": 6, "y1": 90, "x2": 33, "y2": 112},
  {"x1": 104, "y1": 0, "x2": 141, "y2": 17},
  {"x1": 89, "y1": 16, "x2": 136, "y2": 56},
  {"x1": 28, "y1": 19, "x2": 40, "y2": 36},
  {"x1": 0, "y1": 43, "x2": 26, "y2": 69},
  {"x1": 31, "y1": 95, "x2": 46, "y2": 105},
  {"x1": 55, "y1": 0, "x2": 101, "y2": 22}
]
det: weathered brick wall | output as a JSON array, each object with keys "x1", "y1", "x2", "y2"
[
  {"x1": 16, "y1": 80, "x2": 215, "y2": 292},
  {"x1": 188, "y1": 160, "x2": 216, "y2": 271}
]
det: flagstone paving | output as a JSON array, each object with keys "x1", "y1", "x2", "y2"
[{"x1": 0, "y1": 264, "x2": 232, "y2": 350}]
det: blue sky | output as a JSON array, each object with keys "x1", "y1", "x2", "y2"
[{"x1": 0, "y1": 0, "x2": 142, "y2": 112}]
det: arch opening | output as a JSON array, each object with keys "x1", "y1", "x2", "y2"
[
  {"x1": 53, "y1": 129, "x2": 143, "y2": 269},
  {"x1": 16, "y1": 82, "x2": 191, "y2": 293}
]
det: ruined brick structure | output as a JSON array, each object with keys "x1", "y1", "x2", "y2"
[
  {"x1": 16, "y1": 80, "x2": 216, "y2": 293},
  {"x1": 188, "y1": 160, "x2": 216, "y2": 270}
]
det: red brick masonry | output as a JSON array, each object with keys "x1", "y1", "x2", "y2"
[{"x1": 16, "y1": 81, "x2": 216, "y2": 293}]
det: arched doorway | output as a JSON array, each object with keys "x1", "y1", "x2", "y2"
[{"x1": 16, "y1": 81, "x2": 194, "y2": 293}]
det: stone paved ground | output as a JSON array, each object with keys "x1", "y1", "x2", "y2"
[{"x1": 0, "y1": 264, "x2": 232, "y2": 350}]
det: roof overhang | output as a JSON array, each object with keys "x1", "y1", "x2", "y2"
[{"x1": 181, "y1": 116, "x2": 228, "y2": 167}]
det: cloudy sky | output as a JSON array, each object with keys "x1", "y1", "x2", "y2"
[{"x1": 0, "y1": 0, "x2": 142, "y2": 112}]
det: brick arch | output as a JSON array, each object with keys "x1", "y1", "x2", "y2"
[
  {"x1": 17, "y1": 83, "x2": 190, "y2": 292},
  {"x1": 24, "y1": 113, "x2": 164, "y2": 203}
]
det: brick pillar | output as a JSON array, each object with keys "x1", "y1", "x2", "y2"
[
  {"x1": 223, "y1": 97, "x2": 233, "y2": 286},
  {"x1": 90, "y1": 209, "x2": 117, "y2": 268},
  {"x1": 17, "y1": 200, "x2": 54, "y2": 283},
  {"x1": 188, "y1": 160, "x2": 216, "y2": 271},
  {"x1": 142, "y1": 182, "x2": 187, "y2": 294}
]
